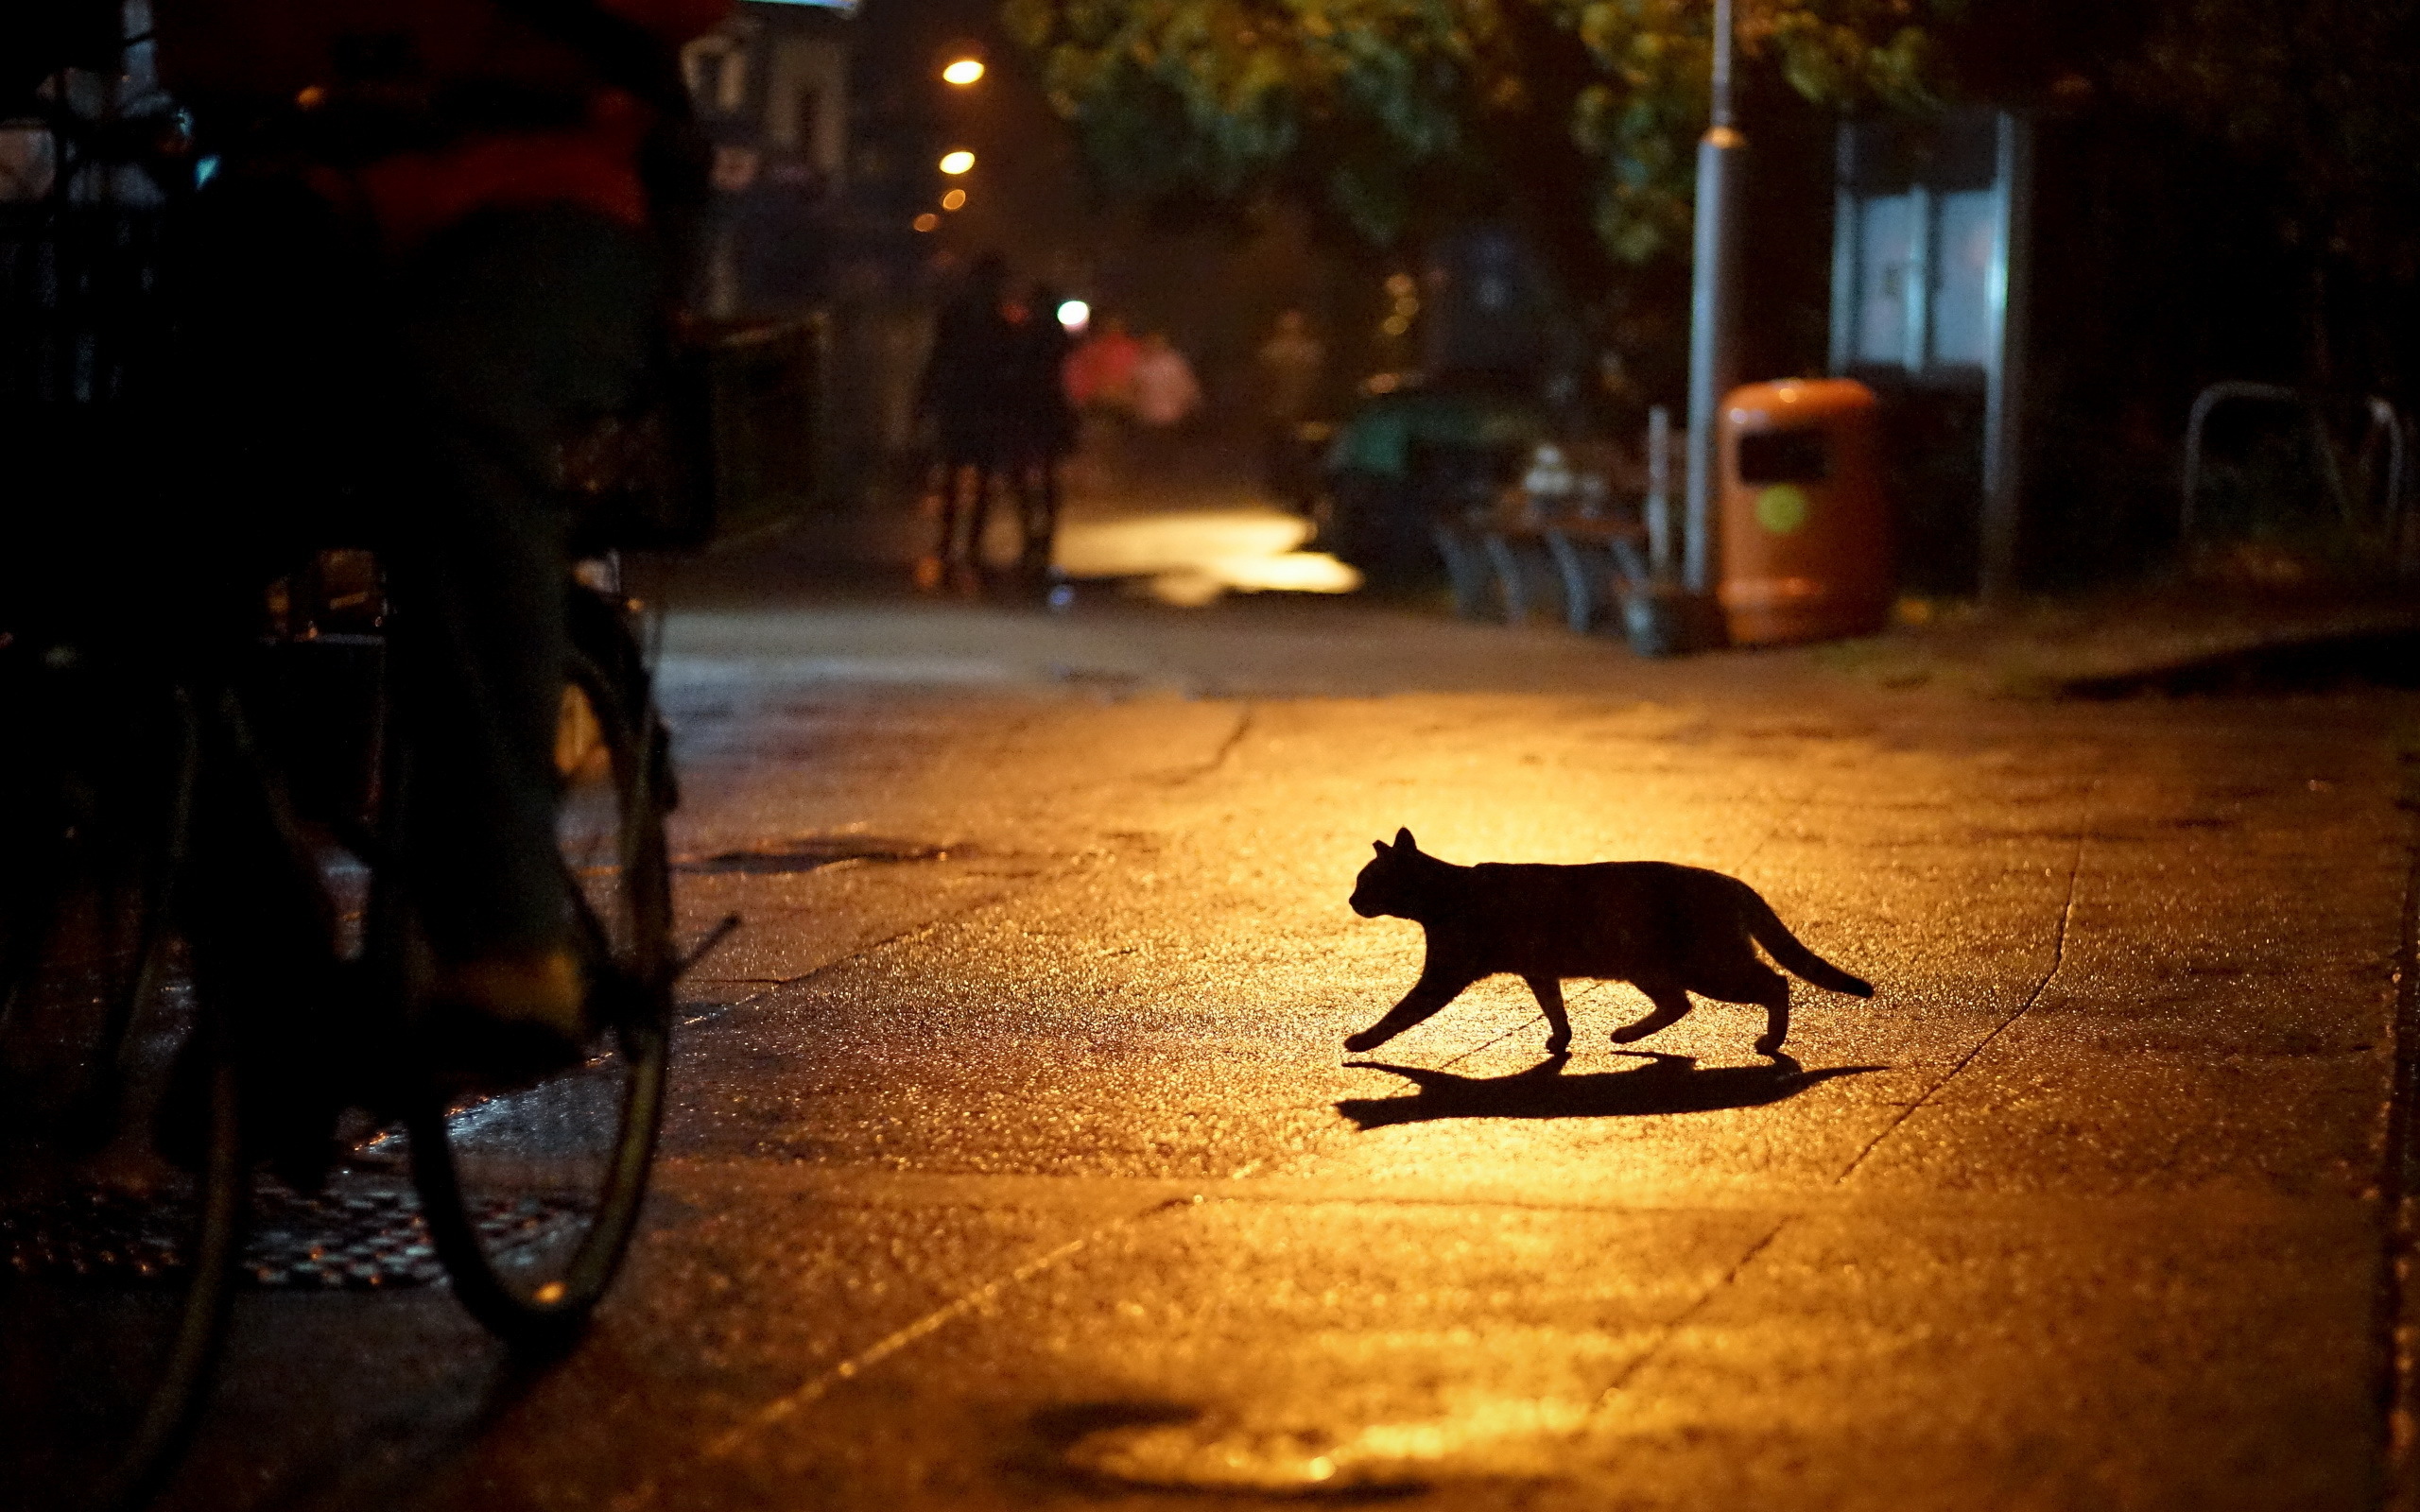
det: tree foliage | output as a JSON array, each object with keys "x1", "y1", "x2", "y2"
[
  {"x1": 2118, "y1": 0, "x2": 2420, "y2": 281},
  {"x1": 1002, "y1": 0, "x2": 1956, "y2": 273}
]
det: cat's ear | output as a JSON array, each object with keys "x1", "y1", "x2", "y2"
[
  {"x1": 1394, "y1": 827, "x2": 1418, "y2": 852},
  {"x1": 1373, "y1": 838, "x2": 1390, "y2": 856}
]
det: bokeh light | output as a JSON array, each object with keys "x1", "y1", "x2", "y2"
[
  {"x1": 1057, "y1": 299, "x2": 1091, "y2": 334},
  {"x1": 912, "y1": 213, "x2": 940, "y2": 232},
  {"x1": 939, "y1": 149, "x2": 976, "y2": 176},
  {"x1": 941, "y1": 188, "x2": 967, "y2": 211},
  {"x1": 942, "y1": 58, "x2": 985, "y2": 86}
]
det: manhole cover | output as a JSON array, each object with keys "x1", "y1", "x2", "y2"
[{"x1": 675, "y1": 834, "x2": 953, "y2": 876}]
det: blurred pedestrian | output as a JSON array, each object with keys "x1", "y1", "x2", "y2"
[
  {"x1": 1064, "y1": 314, "x2": 1141, "y2": 412},
  {"x1": 1129, "y1": 330, "x2": 1202, "y2": 429},
  {"x1": 1063, "y1": 312, "x2": 1143, "y2": 488},
  {"x1": 915, "y1": 253, "x2": 1015, "y2": 587},
  {"x1": 1127, "y1": 330, "x2": 1202, "y2": 477},
  {"x1": 1255, "y1": 308, "x2": 1326, "y2": 506},
  {"x1": 1004, "y1": 284, "x2": 1079, "y2": 577}
]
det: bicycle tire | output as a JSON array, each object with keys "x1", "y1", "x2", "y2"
[{"x1": 406, "y1": 621, "x2": 673, "y2": 1348}]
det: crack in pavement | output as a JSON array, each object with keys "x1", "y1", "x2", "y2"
[
  {"x1": 1575, "y1": 782, "x2": 2091, "y2": 1439},
  {"x1": 1590, "y1": 1216, "x2": 1794, "y2": 1414},
  {"x1": 1830, "y1": 791, "x2": 2093, "y2": 1186},
  {"x1": 1156, "y1": 700, "x2": 1255, "y2": 787}
]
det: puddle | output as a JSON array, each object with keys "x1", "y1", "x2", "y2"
[
  {"x1": 1056, "y1": 1417, "x2": 1426, "y2": 1499},
  {"x1": 1045, "y1": 1397, "x2": 1590, "y2": 1495},
  {"x1": 1055, "y1": 507, "x2": 1362, "y2": 607},
  {"x1": 674, "y1": 834, "x2": 953, "y2": 875}
]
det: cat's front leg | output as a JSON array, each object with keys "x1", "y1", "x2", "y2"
[
  {"x1": 1524, "y1": 975, "x2": 1571, "y2": 1054},
  {"x1": 1344, "y1": 971, "x2": 1475, "y2": 1053}
]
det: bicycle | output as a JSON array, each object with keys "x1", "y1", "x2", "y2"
[
  {"x1": 3, "y1": 14, "x2": 728, "y2": 1503},
  {"x1": 0, "y1": 545, "x2": 713, "y2": 1511}
]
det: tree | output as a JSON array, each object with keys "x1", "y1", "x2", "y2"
[
  {"x1": 1001, "y1": 0, "x2": 1956, "y2": 287},
  {"x1": 2118, "y1": 0, "x2": 2420, "y2": 387}
]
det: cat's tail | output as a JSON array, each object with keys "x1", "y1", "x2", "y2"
[{"x1": 1739, "y1": 889, "x2": 1875, "y2": 998}]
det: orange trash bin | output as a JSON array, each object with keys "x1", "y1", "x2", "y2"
[{"x1": 1717, "y1": 378, "x2": 1891, "y2": 645}]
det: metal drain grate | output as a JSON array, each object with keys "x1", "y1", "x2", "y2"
[
  {"x1": 242, "y1": 1186, "x2": 441, "y2": 1289},
  {"x1": 4, "y1": 1184, "x2": 587, "y2": 1290}
]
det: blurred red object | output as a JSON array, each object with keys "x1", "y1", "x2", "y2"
[{"x1": 155, "y1": 0, "x2": 733, "y2": 247}]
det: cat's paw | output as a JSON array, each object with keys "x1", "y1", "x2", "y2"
[
  {"x1": 1754, "y1": 1034, "x2": 1787, "y2": 1056},
  {"x1": 1609, "y1": 1023, "x2": 1650, "y2": 1043},
  {"x1": 1343, "y1": 1030, "x2": 1381, "y2": 1053},
  {"x1": 1545, "y1": 1033, "x2": 1572, "y2": 1054}
]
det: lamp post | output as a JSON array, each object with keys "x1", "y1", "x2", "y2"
[{"x1": 1681, "y1": 0, "x2": 1745, "y2": 595}]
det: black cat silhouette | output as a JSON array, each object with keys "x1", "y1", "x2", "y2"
[{"x1": 1342, "y1": 829, "x2": 1873, "y2": 1057}]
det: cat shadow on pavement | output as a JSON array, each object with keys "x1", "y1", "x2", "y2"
[{"x1": 1336, "y1": 1051, "x2": 1883, "y2": 1131}]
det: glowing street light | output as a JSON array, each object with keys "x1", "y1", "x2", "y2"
[
  {"x1": 942, "y1": 57, "x2": 985, "y2": 86},
  {"x1": 938, "y1": 149, "x2": 976, "y2": 176},
  {"x1": 941, "y1": 188, "x2": 966, "y2": 211},
  {"x1": 1056, "y1": 299, "x2": 1090, "y2": 335},
  {"x1": 913, "y1": 213, "x2": 940, "y2": 232}
]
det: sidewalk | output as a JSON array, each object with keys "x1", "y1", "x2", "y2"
[
  {"x1": 655, "y1": 491, "x2": 2420, "y2": 707},
  {"x1": 639, "y1": 558, "x2": 2420, "y2": 1509},
  {"x1": 125, "y1": 488, "x2": 2420, "y2": 1510}
]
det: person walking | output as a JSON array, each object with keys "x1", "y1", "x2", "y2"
[
  {"x1": 1003, "y1": 284, "x2": 1079, "y2": 578},
  {"x1": 1126, "y1": 329, "x2": 1203, "y2": 478},
  {"x1": 1063, "y1": 313, "x2": 1140, "y2": 413},
  {"x1": 1255, "y1": 308, "x2": 1326, "y2": 507},
  {"x1": 1129, "y1": 330, "x2": 1203, "y2": 428},
  {"x1": 914, "y1": 253, "x2": 1015, "y2": 588}
]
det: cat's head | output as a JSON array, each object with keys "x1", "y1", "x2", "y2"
[{"x1": 1350, "y1": 828, "x2": 1428, "y2": 918}]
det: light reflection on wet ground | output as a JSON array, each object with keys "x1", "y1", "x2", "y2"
[{"x1": 1050, "y1": 502, "x2": 1360, "y2": 606}]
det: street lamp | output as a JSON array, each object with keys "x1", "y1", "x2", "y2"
[
  {"x1": 1682, "y1": 0, "x2": 1745, "y2": 598},
  {"x1": 942, "y1": 57, "x2": 985, "y2": 86},
  {"x1": 938, "y1": 149, "x2": 975, "y2": 176}
]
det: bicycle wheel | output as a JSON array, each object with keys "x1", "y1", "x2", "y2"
[
  {"x1": 406, "y1": 631, "x2": 673, "y2": 1347},
  {"x1": 0, "y1": 954, "x2": 245, "y2": 1512}
]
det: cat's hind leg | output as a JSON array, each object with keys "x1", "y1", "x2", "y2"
[
  {"x1": 1698, "y1": 962, "x2": 1793, "y2": 1055},
  {"x1": 1751, "y1": 972, "x2": 1791, "y2": 1055},
  {"x1": 1524, "y1": 975, "x2": 1571, "y2": 1054},
  {"x1": 1610, "y1": 982, "x2": 1694, "y2": 1045}
]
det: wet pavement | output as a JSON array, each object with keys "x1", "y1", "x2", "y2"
[{"x1": 112, "y1": 520, "x2": 2420, "y2": 1509}]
